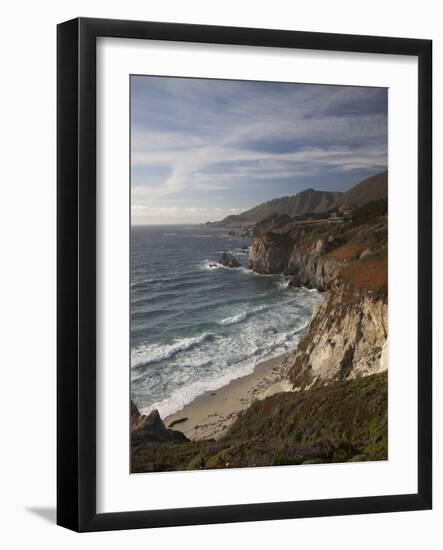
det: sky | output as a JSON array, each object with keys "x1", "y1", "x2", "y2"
[{"x1": 131, "y1": 76, "x2": 387, "y2": 225}]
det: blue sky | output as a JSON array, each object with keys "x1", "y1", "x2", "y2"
[{"x1": 131, "y1": 76, "x2": 387, "y2": 225}]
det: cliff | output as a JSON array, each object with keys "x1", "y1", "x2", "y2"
[
  {"x1": 248, "y1": 199, "x2": 388, "y2": 385},
  {"x1": 248, "y1": 232, "x2": 294, "y2": 273},
  {"x1": 290, "y1": 252, "x2": 387, "y2": 388}
]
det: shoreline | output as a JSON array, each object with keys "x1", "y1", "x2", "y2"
[{"x1": 164, "y1": 350, "x2": 295, "y2": 441}]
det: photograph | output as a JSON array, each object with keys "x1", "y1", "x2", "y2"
[{"x1": 129, "y1": 76, "x2": 388, "y2": 473}]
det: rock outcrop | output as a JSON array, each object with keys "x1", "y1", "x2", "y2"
[
  {"x1": 285, "y1": 237, "x2": 344, "y2": 290},
  {"x1": 248, "y1": 232, "x2": 294, "y2": 273},
  {"x1": 247, "y1": 199, "x2": 388, "y2": 386},
  {"x1": 131, "y1": 400, "x2": 140, "y2": 423},
  {"x1": 218, "y1": 252, "x2": 240, "y2": 268},
  {"x1": 131, "y1": 402, "x2": 189, "y2": 444},
  {"x1": 289, "y1": 258, "x2": 388, "y2": 389}
]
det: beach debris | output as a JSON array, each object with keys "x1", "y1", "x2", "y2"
[{"x1": 168, "y1": 417, "x2": 189, "y2": 428}]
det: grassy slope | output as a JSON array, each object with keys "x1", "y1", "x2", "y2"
[{"x1": 131, "y1": 371, "x2": 387, "y2": 473}]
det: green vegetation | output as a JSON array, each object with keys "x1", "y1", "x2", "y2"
[
  {"x1": 131, "y1": 371, "x2": 387, "y2": 473},
  {"x1": 351, "y1": 198, "x2": 387, "y2": 227}
]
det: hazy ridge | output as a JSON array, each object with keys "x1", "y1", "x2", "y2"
[{"x1": 216, "y1": 170, "x2": 387, "y2": 225}]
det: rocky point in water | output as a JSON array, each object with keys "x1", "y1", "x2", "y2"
[
  {"x1": 248, "y1": 232, "x2": 294, "y2": 274},
  {"x1": 218, "y1": 252, "x2": 240, "y2": 268}
]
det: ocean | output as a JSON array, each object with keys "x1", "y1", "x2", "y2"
[{"x1": 130, "y1": 225, "x2": 321, "y2": 418}]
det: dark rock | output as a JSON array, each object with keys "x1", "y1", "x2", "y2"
[
  {"x1": 248, "y1": 231, "x2": 294, "y2": 274},
  {"x1": 218, "y1": 252, "x2": 240, "y2": 268},
  {"x1": 131, "y1": 408, "x2": 189, "y2": 444},
  {"x1": 287, "y1": 275, "x2": 302, "y2": 288},
  {"x1": 131, "y1": 400, "x2": 140, "y2": 420}
]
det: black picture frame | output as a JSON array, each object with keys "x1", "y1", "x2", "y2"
[{"x1": 57, "y1": 17, "x2": 432, "y2": 532}]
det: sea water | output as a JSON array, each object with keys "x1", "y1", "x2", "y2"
[{"x1": 131, "y1": 225, "x2": 321, "y2": 418}]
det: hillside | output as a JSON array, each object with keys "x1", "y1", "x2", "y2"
[
  {"x1": 215, "y1": 170, "x2": 387, "y2": 226},
  {"x1": 219, "y1": 189, "x2": 341, "y2": 225},
  {"x1": 337, "y1": 170, "x2": 388, "y2": 208},
  {"x1": 131, "y1": 371, "x2": 387, "y2": 472},
  {"x1": 234, "y1": 188, "x2": 342, "y2": 221}
]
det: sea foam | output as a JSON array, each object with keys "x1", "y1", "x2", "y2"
[
  {"x1": 219, "y1": 312, "x2": 249, "y2": 326},
  {"x1": 131, "y1": 333, "x2": 213, "y2": 369},
  {"x1": 138, "y1": 320, "x2": 311, "y2": 419},
  {"x1": 131, "y1": 227, "x2": 322, "y2": 419}
]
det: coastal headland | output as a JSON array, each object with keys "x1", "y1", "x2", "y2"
[{"x1": 131, "y1": 171, "x2": 388, "y2": 472}]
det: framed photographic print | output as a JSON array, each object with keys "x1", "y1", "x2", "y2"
[{"x1": 57, "y1": 17, "x2": 432, "y2": 531}]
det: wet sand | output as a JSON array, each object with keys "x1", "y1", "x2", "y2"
[{"x1": 164, "y1": 351, "x2": 294, "y2": 441}]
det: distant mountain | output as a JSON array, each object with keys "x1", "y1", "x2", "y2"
[
  {"x1": 336, "y1": 170, "x2": 387, "y2": 208},
  {"x1": 216, "y1": 170, "x2": 387, "y2": 225},
  {"x1": 220, "y1": 189, "x2": 342, "y2": 225}
]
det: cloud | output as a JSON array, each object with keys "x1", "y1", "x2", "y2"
[{"x1": 131, "y1": 76, "x2": 387, "y2": 223}]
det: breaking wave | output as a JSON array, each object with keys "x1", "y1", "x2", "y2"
[{"x1": 131, "y1": 333, "x2": 213, "y2": 369}]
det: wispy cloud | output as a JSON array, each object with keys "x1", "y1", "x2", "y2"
[{"x1": 131, "y1": 77, "x2": 387, "y2": 224}]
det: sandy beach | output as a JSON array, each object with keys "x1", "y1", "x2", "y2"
[{"x1": 164, "y1": 351, "x2": 295, "y2": 441}]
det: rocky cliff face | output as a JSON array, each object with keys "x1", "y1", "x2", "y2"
[
  {"x1": 290, "y1": 286, "x2": 387, "y2": 390},
  {"x1": 289, "y1": 250, "x2": 388, "y2": 387},
  {"x1": 248, "y1": 232, "x2": 294, "y2": 274},
  {"x1": 218, "y1": 252, "x2": 240, "y2": 268},
  {"x1": 249, "y1": 231, "x2": 358, "y2": 290},
  {"x1": 248, "y1": 202, "x2": 388, "y2": 386},
  {"x1": 285, "y1": 237, "x2": 343, "y2": 290}
]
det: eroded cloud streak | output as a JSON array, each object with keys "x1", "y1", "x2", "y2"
[{"x1": 131, "y1": 76, "x2": 387, "y2": 224}]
